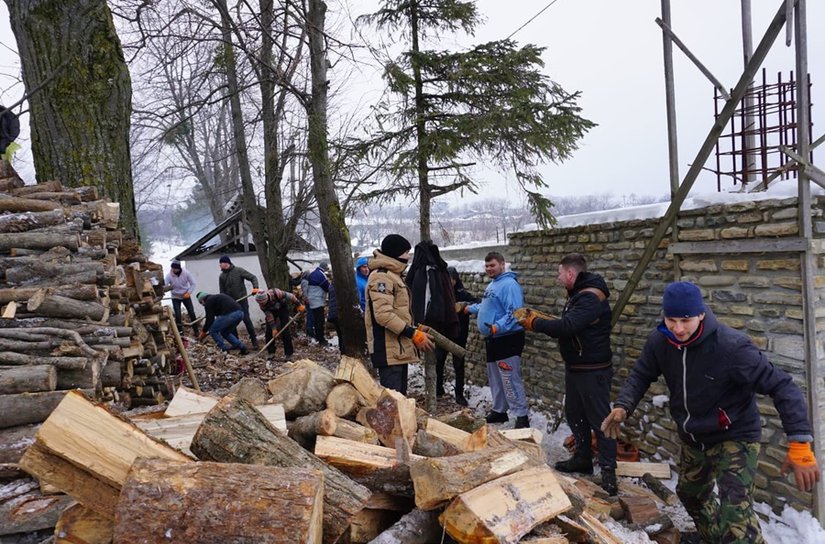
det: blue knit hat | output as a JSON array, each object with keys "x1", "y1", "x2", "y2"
[{"x1": 662, "y1": 282, "x2": 705, "y2": 318}]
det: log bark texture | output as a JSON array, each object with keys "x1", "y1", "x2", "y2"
[
  {"x1": 267, "y1": 359, "x2": 336, "y2": 417},
  {"x1": 366, "y1": 508, "x2": 441, "y2": 544},
  {"x1": 0, "y1": 390, "x2": 90, "y2": 428},
  {"x1": 0, "y1": 209, "x2": 66, "y2": 233},
  {"x1": 326, "y1": 382, "x2": 367, "y2": 419},
  {"x1": 54, "y1": 503, "x2": 113, "y2": 544},
  {"x1": 27, "y1": 290, "x2": 105, "y2": 321},
  {"x1": 114, "y1": 458, "x2": 323, "y2": 544},
  {"x1": 0, "y1": 232, "x2": 78, "y2": 251},
  {"x1": 0, "y1": 364, "x2": 56, "y2": 394},
  {"x1": 191, "y1": 395, "x2": 371, "y2": 544}
]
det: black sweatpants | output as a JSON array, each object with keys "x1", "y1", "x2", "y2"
[{"x1": 565, "y1": 367, "x2": 617, "y2": 470}]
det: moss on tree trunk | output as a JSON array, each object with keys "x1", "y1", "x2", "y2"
[{"x1": 6, "y1": 0, "x2": 138, "y2": 238}]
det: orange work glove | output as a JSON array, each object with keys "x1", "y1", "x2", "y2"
[
  {"x1": 251, "y1": 288, "x2": 260, "y2": 295},
  {"x1": 455, "y1": 301, "x2": 468, "y2": 313},
  {"x1": 183, "y1": 292, "x2": 191, "y2": 299},
  {"x1": 782, "y1": 442, "x2": 821, "y2": 492},
  {"x1": 198, "y1": 331, "x2": 207, "y2": 342},
  {"x1": 412, "y1": 329, "x2": 435, "y2": 352},
  {"x1": 601, "y1": 407, "x2": 628, "y2": 440},
  {"x1": 296, "y1": 304, "x2": 306, "y2": 313},
  {"x1": 513, "y1": 307, "x2": 538, "y2": 331},
  {"x1": 489, "y1": 324, "x2": 498, "y2": 336}
]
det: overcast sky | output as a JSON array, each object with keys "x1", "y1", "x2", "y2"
[{"x1": 1, "y1": 1, "x2": 823, "y2": 203}]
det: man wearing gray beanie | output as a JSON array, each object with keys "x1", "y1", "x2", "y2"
[{"x1": 602, "y1": 281, "x2": 818, "y2": 543}]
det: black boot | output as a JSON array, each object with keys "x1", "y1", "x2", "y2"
[
  {"x1": 601, "y1": 468, "x2": 618, "y2": 496},
  {"x1": 514, "y1": 415, "x2": 529, "y2": 429},
  {"x1": 485, "y1": 410, "x2": 509, "y2": 424},
  {"x1": 554, "y1": 456, "x2": 593, "y2": 475},
  {"x1": 455, "y1": 392, "x2": 468, "y2": 406}
]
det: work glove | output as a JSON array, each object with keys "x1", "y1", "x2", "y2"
[
  {"x1": 513, "y1": 307, "x2": 538, "y2": 331},
  {"x1": 455, "y1": 301, "x2": 469, "y2": 313},
  {"x1": 198, "y1": 331, "x2": 207, "y2": 342},
  {"x1": 297, "y1": 304, "x2": 306, "y2": 313},
  {"x1": 251, "y1": 288, "x2": 260, "y2": 295},
  {"x1": 489, "y1": 324, "x2": 498, "y2": 336},
  {"x1": 601, "y1": 407, "x2": 628, "y2": 439},
  {"x1": 412, "y1": 326, "x2": 435, "y2": 352},
  {"x1": 781, "y1": 442, "x2": 821, "y2": 492}
]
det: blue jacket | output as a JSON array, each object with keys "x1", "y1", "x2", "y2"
[
  {"x1": 306, "y1": 266, "x2": 330, "y2": 309},
  {"x1": 355, "y1": 256, "x2": 369, "y2": 311},
  {"x1": 614, "y1": 308, "x2": 812, "y2": 448},
  {"x1": 468, "y1": 271, "x2": 524, "y2": 338}
]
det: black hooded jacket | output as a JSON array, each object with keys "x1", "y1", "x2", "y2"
[
  {"x1": 533, "y1": 271, "x2": 612, "y2": 370},
  {"x1": 405, "y1": 241, "x2": 459, "y2": 340}
]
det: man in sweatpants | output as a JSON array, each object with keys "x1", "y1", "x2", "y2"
[{"x1": 466, "y1": 252, "x2": 529, "y2": 429}]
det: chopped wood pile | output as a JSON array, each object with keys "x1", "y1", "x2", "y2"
[
  {"x1": 13, "y1": 355, "x2": 681, "y2": 543},
  {"x1": 0, "y1": 165, "x2": 185, "y2": 432}
]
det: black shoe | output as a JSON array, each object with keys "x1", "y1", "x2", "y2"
[
  {"x1": 554, "y1": 456, "x2": 593, "y2": 475},
  {"x1": 239, "y1": 347, "x2": 249, "y2": 356},
  {"x1": 251, "y1": 341, "x2": 260, "y2": 350},
  {"x1": 485, "y1": 411, "x2": 509, "y2": 424},
  {"x1": 436, "y1": 388, "x2": 446, "y2": 397},
  {"x1": 455, "y1": 393, "x2": 468, "y2": 406},
  {"x1": 601, "y1": 468, "x2": 618, "y2": 496},
  {"x1": 514, "y1": 416, "x2": 530, "y2": 429}
]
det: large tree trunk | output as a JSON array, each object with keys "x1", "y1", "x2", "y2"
[
  {"x1": 114, "y1": 458, "x2": 324, "y2": 544},
  {"x1": 306, "y1": 0, "x2": 366, "y2": 357},
  {"x1": 190, "y1": 395, "x2": 371, "y2": 544},
  {"x1": 4, "y1": 0, "x2": 138, "y2": 239}
]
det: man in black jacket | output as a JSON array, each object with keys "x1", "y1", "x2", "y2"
[
  {"x1": 196, "y1": 292, "x2": 249, "y2": 355},
  {"x1": 218, "y1": 255, "x2": 260, "y2": 349},
  {"x1": 516, "y1": 253, "x2": 617, "y2": 495}
]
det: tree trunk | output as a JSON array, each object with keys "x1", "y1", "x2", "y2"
[
  {"x1": 306, "y1": 0, "x2": 366, "y2": 357},
  {"x1": 114, "y1": 458, "x2": 323, "y2": 544},
  {"x1": 4, "y1": 0, "x2": 138, "y2": 239},
  {"x1": 190, "y1": 395, "x2": 372, "y2": 544}
]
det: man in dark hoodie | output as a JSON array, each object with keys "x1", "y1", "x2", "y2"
[
  {"x1": 218, "y1": 255, "x2": 260, "y2": 349},
  {"x1": 516, "y1": 253, "x2": 617, "y2": 495},
  {"x1": 601, "y1": 281, "x2": 818, "y2": 543}
]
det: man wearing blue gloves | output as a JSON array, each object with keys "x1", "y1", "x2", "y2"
[{"x1": 465, "y1": 252, "x2": 529, "y2": 428}]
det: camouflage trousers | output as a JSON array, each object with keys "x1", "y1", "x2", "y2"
[{"x1": 676, "y1": 440, "x2": 764, "y2": 544}]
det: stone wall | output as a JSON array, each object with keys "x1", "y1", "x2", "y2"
[{"x1": 458, "y1": 196, "x2": 825, "y2": 515}]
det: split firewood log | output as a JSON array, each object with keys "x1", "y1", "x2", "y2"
[
  {"x1": 326, "y1": 382, "x2": 368, "y2": 419},
  {"x1": 366, "y1": 508, "x2": 442, "y2": 544},
  {"x1": 114, "y1": 458, "x2": 323, "y2": 544},
  {"x1": 0, "y1": 479, "x2": 75, "y2": 536},
  {"x1": 334, "y1": 355, "x2": 383, "y2": 406},
  {"x1": 409, "y1": 445, "x2": 540, "y2": 510},
  {"x1": 54, "y1": 503, "x2": 113, "y2": 544},
  {"x1": 364, "y1": 388, "x2": 417, "y2": 449},
  {"x1": 267, "y1": 359, "x2": 336, "y2": 418},
  {"x1": 440, "y1": 466, "x2": 573, "y2": 544},
  {"x1": 411, "y1": 428, "x2": 464, "y2": 458},
  {"x1": 190, "y1": 395, "x2": 371, "y2": 544},
  {"x1": 314, "y1": 435, "x2": 419, "y2": 497}
]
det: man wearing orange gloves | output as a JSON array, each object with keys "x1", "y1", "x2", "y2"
[
  {"x1": 255, "y1": 288, "x2": 304, "y2": 359},
  {"x1": 365, "y1": 234, "x2": 434, "y2": 395},
  {"x1": 165, "y1": 259, "x2": 199, "y2": 337},
  {"x1": 601, "y1": 281, "x2": 819, "y2": 543}
]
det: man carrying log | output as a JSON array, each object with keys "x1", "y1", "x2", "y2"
[
  {"x1": 165, "y1": 259, "x2": 199, "y2": 337},
  {"x1": 601, "y1": 281, "x2": 820, "y2": 543},
  {"x1": 254, "y1": 288, "x2": 304, "y2": 359},
  {"x1": 515, "y1": 253, "x2": 617, "y2": 495},
  {"x1": 195, "y1": 292, "x2": 249, "y2": 355},
  {"x1": 365, "y1": 234, "x2": 435, "y2": 395}
]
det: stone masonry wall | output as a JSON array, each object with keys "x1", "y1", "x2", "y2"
[{"x1": 458, "y1": 196, "x2": 825, "y2": 515}]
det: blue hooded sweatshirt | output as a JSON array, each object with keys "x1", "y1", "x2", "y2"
[
  {"x1": 468, "y1": 271, "x2": 524, "y2": 337},
  {"x1": 355, "y1": 256, "x2": 369, "y2": 311}
]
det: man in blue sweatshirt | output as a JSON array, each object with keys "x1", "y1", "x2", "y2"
[{"x1": 465, "y1": 252, "x2": 529, "y2": 428}]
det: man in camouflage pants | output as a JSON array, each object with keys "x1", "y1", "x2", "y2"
[{"x1": 601, "y1": 282, "x2": 819, "y2": 543}]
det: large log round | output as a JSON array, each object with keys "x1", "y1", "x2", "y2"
[
  {"x1": 27, "y1": 290, "x2": 106, "y2": 321},
  {"x1": 0, "y1": 232, "x2": 78, "y2": 251},
  {"x1": 191, "y1": 395, "x2": 371, "y2": 544},
  {"x1": 114, "y1": 458, "x2": 323, "y2": 544},
  {"x1": 0, "y1": 195, "x2": 62, "y2": 212}
]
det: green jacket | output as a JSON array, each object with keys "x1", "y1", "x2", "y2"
[{"x1": 219, "y1": 264, "x2": 258, "y2": 300}]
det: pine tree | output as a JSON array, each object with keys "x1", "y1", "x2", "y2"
[{"x1": 357, "y1": 0, "x2": 595, "y2": 239}]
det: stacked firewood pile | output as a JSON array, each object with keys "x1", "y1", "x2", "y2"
[
  {"x1": 14, "y1": 355, "x2": 679, "y2": 543},
  {"x1": 0, "y1": 164, "x2": 182, "y2": 431}
]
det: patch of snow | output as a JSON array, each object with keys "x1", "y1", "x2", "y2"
[{"x1": 651, "y1": 394, "x2": 669, "y2": 408}]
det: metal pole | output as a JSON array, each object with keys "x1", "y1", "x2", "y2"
[
  {"x1": 793, "y1": 0, "x2": 823, "y2": 520},
  {"x1": 661, "y1": 0, "x2": 679, "y2": 196},
  {"x1": 740, "y1": 0, "x2": 759, "y2": 188}
]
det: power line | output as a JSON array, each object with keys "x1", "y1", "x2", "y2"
[{"x1": 506, "y1": 0, "x2": 562, "y2": 40}]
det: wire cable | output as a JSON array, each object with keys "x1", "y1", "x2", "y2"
[{"x1": 506, "y1": 0, "x2": 562, "y2": 40}]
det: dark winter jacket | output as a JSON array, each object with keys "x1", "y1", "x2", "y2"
[
  {"x1": 614, "y1": 308, "x2": 813, "y2": 448},
  {"x1": 405, "y1": 241, "x2": 458, "y2": 340},
  {"x1": 202, "y1": 293, "x2": 243, "y2": 331},
  {"x1": 454, "y1": 285, "x2": 479, "y2": 346},
  {"x1": 218, "y1": 264, "x2": 258, "y2": 300},
  {"x1": 533, "y1": 271, "x2": 612, "y2": 371}
]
